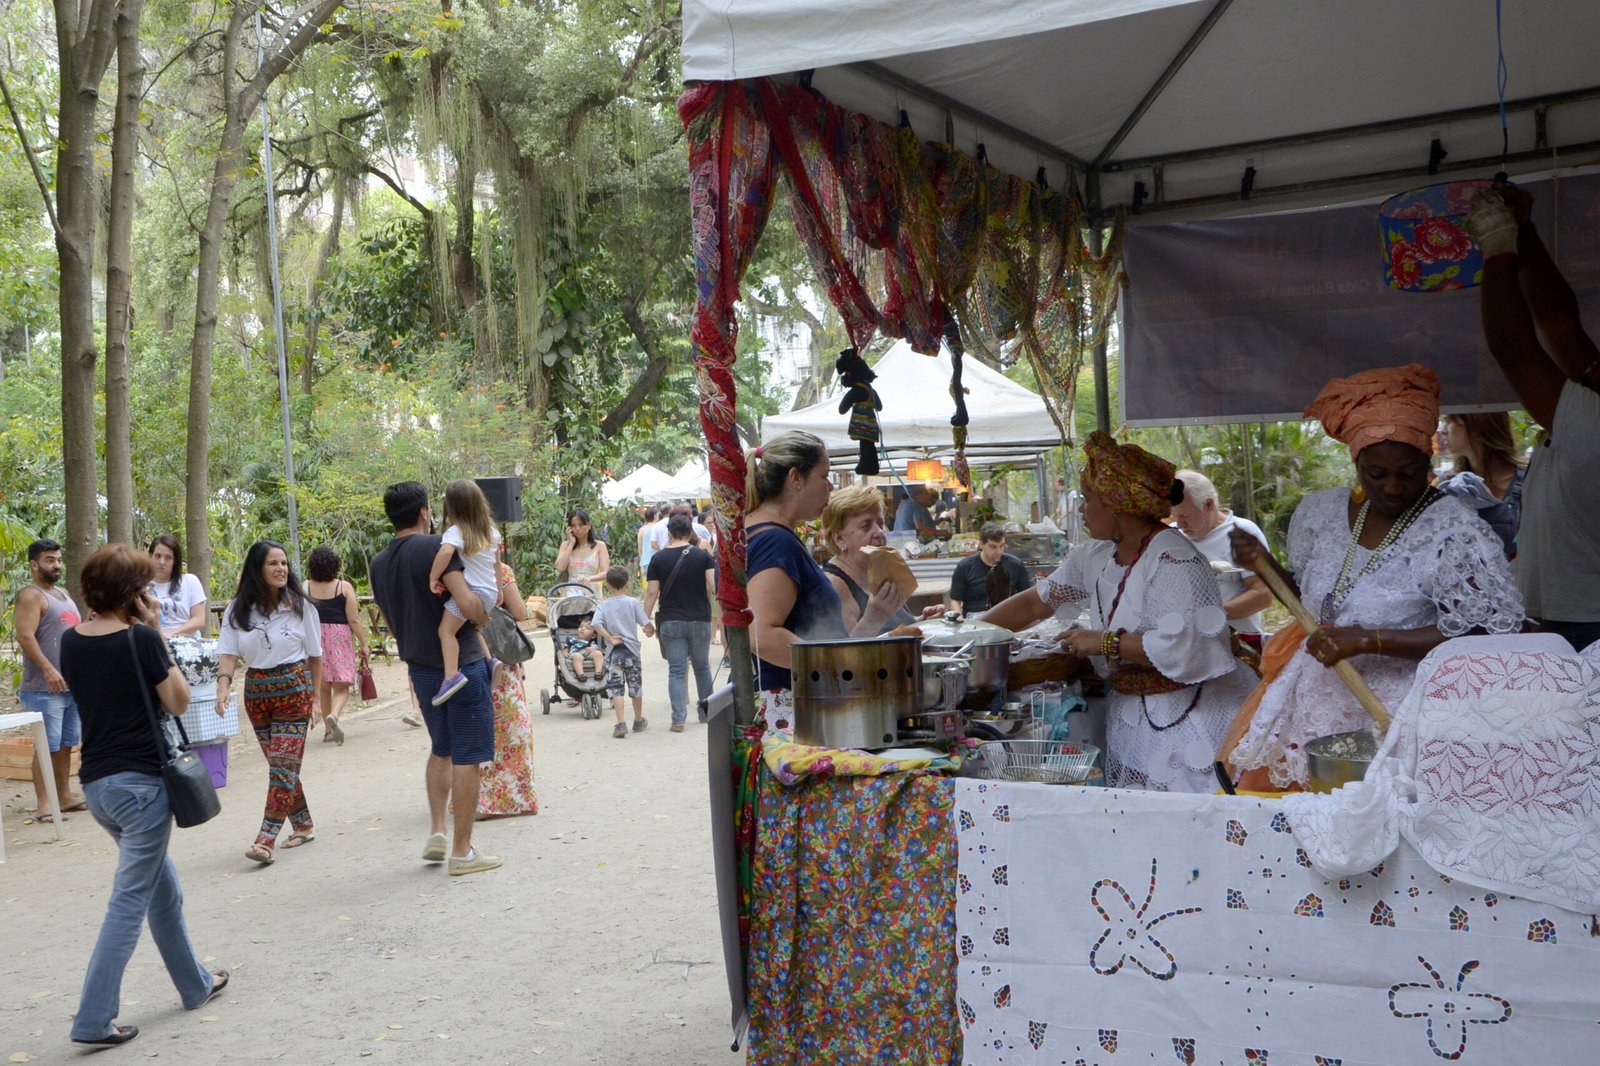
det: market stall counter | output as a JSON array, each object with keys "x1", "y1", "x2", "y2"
[{"x1": 719, "y1": 632, "x2": 1600, "y2": 1066}]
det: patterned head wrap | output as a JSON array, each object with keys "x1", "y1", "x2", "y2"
[
  {"x1": 1304, "y1": 363, "x2": 1441, "y2": 460},
  {"x1": 1080, "y1": 431, "x2": 1183, "y2": 521}
]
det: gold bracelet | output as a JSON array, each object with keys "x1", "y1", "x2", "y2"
[{"x1": 1100, "y1": 630, "x2": 1117, "y2": 658}]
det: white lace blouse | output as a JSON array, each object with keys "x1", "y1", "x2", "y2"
[
  {"x1": 1038, "y1": 529, "x2": 1259, "y2": 792},
  {"x1": 1232, "y1": 487, "x2": 1525, "y2": 787}
]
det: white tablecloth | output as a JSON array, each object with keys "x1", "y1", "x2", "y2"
[{"x1": 954, "y1": 783, "x2": 1599, "y2": 1066}]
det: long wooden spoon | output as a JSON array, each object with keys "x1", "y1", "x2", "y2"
[{"x1": 1252, "y1": 564, "x2": 1392, "y2": 733}]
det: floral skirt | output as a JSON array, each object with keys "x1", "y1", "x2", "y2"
[
  {"x1": 320, "y1": 623, "x2": 357, "y2": 684},
  {"x1": 477, "y1": 663, "x2": 539, "y2": 816}
]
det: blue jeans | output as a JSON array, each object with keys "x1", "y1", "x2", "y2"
[
  {"x1": 18, "y1": 689, "x2": 80, "y2": 750},
  {"x1": 408, "y1": 659, "x2": 494, "y2": 764},
  {"x1": 73, "y1": 773, "x2": 212, "y2": 1041},
  {"x1": 658, "y1": 620, "x2": 713, "y2": 725}
]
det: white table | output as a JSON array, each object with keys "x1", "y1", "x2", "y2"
[{"x1": 0, "y1": 711, "x2": 66, "y2": 859}]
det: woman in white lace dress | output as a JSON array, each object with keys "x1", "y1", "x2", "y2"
[
  {"x1": 1222, "y1": 364, "x2": 1525, "y2": 789},
  {"x1": 985, "y1": 433, "x2": 1258, "y2": 792}
]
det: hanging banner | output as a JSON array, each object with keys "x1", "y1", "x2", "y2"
[{"x1": 1121, "y1": 171, "x2": 1600, "y2": 424}]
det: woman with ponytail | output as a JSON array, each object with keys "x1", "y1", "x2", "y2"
[{"x1": 743, "y1": 432, "x2": 911, "y2": 719}]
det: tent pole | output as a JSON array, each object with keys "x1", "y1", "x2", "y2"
[{"x1": 1087, "y1": 172, "x2": 1112, "y2": 436}]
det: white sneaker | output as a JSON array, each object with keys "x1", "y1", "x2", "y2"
[{"x1": 421, "y1": 833, "x2": 447, "y2": 862}]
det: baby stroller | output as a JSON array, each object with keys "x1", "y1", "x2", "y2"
[{"x1": 540, "y1": 581, "x2": 611, "y2": 720}]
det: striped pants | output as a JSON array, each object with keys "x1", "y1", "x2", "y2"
[{"x1": 243, "y1": 660, "x2": 315, "y2": 848}]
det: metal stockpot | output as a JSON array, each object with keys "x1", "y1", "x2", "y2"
[
  {"x1": 918, "y1": 614, "x2": 1014, "y2": 708},
  {"x1": 791, "y1": 636, "x2": 921, "y2": 750}
]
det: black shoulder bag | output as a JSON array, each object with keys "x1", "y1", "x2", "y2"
[
  {"x1": 652, "y1": 546, "x2": 695, "y2": 656},
  {"x1": 129, "y1": 626, "x2": 221, "y2": 828}
]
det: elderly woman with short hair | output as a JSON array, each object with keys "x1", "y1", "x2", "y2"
[{"x1": 819, "y1": 484, "x2": 942, "y2": 635}]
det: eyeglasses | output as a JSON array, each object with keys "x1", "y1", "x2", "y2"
[{"x1": 253, "y1": 623, "x2": 273, "y2": 650}]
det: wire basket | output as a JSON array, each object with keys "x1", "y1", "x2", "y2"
[{"x1": 980, "y1": 739, "x2": 1100, "y2": 785}]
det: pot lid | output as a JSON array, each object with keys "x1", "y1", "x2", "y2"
[{"x1": 918, "y1": 614, "x2": 1014, "y2": 647}]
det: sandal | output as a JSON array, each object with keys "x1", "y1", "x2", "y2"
[
  {"x1": 34, "y1": 811, "x2": 62, "y2": 824},
  {"x1": 323, "y1": 716, "x2": 345, "y2": 745},
  {"x1": 282, "y1": 832, "x2": 315, "y2": 849},
  {"x1": 73, "y1": 1025, "x2": 139, "y2": 1047},
  {"x1": 245, "y1": 844, "x2": 275, "y2": 865},
  {"x1": 197, "y1": 969, "x2": 230, "y2": 1007}
]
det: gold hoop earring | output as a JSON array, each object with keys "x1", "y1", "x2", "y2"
[{"x1": 1350, "y1": 482, "x2": 1367, "y2": 504}]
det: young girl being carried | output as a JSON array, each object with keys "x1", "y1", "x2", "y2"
[{"x1": 428, "y1": 479, "x2": 502, "y2": 705}]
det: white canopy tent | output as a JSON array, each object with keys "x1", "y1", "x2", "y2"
[
  {"x1": 598, "y1": 463, "x2": 675, "y2": 505},
  {"x1": 663, "y1": 459, "x2": 711, "y2": 500},
  {"x1": 682, "y1": 0, "x2": 1600, "y2": 218},
  {"x1": 761, "y1": 340, "x2": 1059, "y2": 464}
]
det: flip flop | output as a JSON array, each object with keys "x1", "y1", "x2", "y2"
[
  {"x1": 282, "y1": 832, "x2": 315, "y2": 849},
  {"x1": 245, "y1": 844, "x2": 275, "y2": 865},
  {"x1": 61, "y1": 800, "x2": 88, "y2": 813},
  {"x1": 197, "y1": 970, "x2": 230, "y2": 1007},
  {"x1": 34, "y1": 812, "x2": 62, "y2": 824}
]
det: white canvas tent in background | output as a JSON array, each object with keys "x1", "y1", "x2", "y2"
[
  {"x1": 762, "y1": 340, "x2": 1058, "y2": 463},
  {"x1": 663, "y1": 459, "x2": 711, "y2": 500},
  {"x1": 599, "y1": 463, "x2": 674, "y2": 505}
]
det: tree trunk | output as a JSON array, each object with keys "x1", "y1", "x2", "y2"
[
  {"x1": 184, "y1": 0, "x2": 346, "y2": 586},
  {"x1": 53, "y1": 0, "x2": 119, "y2": 591},
  {"x1": 104, "y1": 0, "x2": 146, "y2": 548},
  {"x1": 300, "y1": 175, "x2": 344, "y2": 394}
]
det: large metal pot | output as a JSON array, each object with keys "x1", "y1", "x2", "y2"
[
  {"x1": 791, "y1": 636, "x2": 921, "y2": 750},
  {"x1": 918, "y1": 614, "x2": 1013, "y2": 708}
]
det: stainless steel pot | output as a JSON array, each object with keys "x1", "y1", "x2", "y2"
[
  {"x1": 919, "y1": 655, "x2": 970, "y2": 708},
  {"x1": 919, "y1": 614, "x2": 1013, "y2": 708},
  {"x1": 1304, "y1": 730, "x2": 1378, "y2": 793},
  {"x1": 792, "y1": 636, "x2": 921, "y2": 750}
]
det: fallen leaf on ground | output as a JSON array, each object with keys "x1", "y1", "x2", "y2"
[
  {"x1": 336, "y1": 915, "x2": 352, "y2": 921},
  {"x1": 11, "y1": 1052, "x2": 35, "y2": 1062}
]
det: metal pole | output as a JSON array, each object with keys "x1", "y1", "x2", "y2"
[
  {"x1": 1086, "y1": 178, "x2": 1112, "y2": 436},
  {"x1": 257, "y1": 12, "x2": 302, "y2": 574}
]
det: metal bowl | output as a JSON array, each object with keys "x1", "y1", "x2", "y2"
[{"x1": 1304, "y1": 729, "x2": 1378, "y2": 793}]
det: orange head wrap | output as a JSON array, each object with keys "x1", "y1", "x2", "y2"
[
  {"x1": 1081, "y1": 431, "x2": 1183, "y2": 521},
  {"x1": 1304, "y1": 363, "x2": 1441, "y2": 460}
]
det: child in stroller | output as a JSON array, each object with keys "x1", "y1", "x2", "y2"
[{"x1": 567, "y1": 622, "x2": 606, "y2": 679}]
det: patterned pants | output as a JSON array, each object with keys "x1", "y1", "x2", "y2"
[{"x1": 243, "y1": 660, "x2": 314, "y2": 848}]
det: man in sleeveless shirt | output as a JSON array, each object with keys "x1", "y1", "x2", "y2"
[{"x1": 15, "y1": 539, "x2": 86, "y2": 821}]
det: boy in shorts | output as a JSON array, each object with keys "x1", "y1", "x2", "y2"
[{"x1": 590, "y1": 567, "x2": 654, "y2": 739}]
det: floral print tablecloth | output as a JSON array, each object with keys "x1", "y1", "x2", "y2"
[{"x1": 746, "y1": 771, "x2": 960, "y2": 1066}]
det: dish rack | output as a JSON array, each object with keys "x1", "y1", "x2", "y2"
[{"x1": 978, "y1": 738, "x2": 1100, "y2": 785}]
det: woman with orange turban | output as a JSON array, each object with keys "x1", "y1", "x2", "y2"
[
  {"x1": 1220, "y1": 364, "x2": 1524, "y2": 790},
  {"x1": 985, "y1": 432, "x2": 1258, "y2": 791}
]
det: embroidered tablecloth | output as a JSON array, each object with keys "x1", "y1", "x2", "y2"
[{"x1": 955, "y1": 783, "x2": 1600, "y2": 1066}]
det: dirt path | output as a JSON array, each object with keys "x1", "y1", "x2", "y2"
[{"x1": 0, "y1": 637, "x2": 739, "y2": 1064}]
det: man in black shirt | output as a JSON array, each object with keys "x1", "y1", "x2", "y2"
[
  {"x1": 641, "y1": 513, "x2": 717, "y2": 732},
  {"x1": 370, "y1": 481, "x2": 499, "y2": 876},
  {"x1": 948, "y1": 524, "x2": 1035, "y2": 617}
]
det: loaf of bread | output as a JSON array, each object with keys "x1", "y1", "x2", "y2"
[{"x1": 864, "y1": 546, "x2": 919, "y2": 601}]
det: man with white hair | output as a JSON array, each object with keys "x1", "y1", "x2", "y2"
[{"x1": 1169, "y1": 470, "x2": 1272, "y2": 647}]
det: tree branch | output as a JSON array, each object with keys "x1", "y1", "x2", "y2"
[
  {"x1": 562, "y1": 16, "x2": 679, "y2": 144},
  {"x1": 0, "y1": 70, "x2": 59, "y2": 237},
  {"x1": 361, "y1": 161, "x2": 433, "y2": 221},
  {"x1": 601, "y1": 296, "x2": 672, "y2": 437},
  {"x1": 239, "y1": 0, "x2": 345, "y2": 117}
]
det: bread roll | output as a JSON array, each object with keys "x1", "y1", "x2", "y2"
[{"x1": 865, "y1": 546, "x2": 919, "y2": 601}]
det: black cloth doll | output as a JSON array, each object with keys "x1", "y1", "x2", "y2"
[{"x1": 835, "y1": 347, "x2": 882, "y2": 475}]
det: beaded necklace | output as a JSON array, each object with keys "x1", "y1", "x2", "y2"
[{"x1": 1321, "y1": 487, "x2": 1439, "y2": 623}]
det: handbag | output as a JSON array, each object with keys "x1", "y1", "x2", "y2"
[
  {"x1": 358, "y1": 665, "x2": 378, "y2": 702},
  {"x1": 129, "y1": 626, "x2": 221, "y2": 829},
  {"x1": 483, "y1": 606, "x2": 536, "y2": 665}
]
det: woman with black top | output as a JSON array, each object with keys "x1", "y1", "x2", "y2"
[
  {"x1": 744, "y1": 432, "x2": 910, "y2": 725},
  {"x1": 641, "y1": 512, "x2": 717, "y2": 732},
  {"x1": 819, "y1": 484, "x2": 934, "y2": 634},
  {"x1": 62, "y1": 545, "x2": 227, "y2": 1048},
  {"x1": 304, "y1": 545, "x2": 368, "y2": 745}
]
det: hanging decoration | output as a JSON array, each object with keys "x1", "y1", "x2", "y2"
[
  {"x1": 681, "y1": 78, "x2": 1127, "y2": 619},
  {"x1": 905, "y1": 459, "x2": 946, "y2": 482},
  {"x1": 834, "y1": 347, "x2": 883, "y2": 475}
]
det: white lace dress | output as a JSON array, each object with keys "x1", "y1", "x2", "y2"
[
  {"x1": 1232, "y1": 488, "x2": 1525, "y2": 787},
  {"x1": 1038, "y1": 529, "x2": 1259, "y2": 792}
]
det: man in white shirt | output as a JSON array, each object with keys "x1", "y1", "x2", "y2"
[
  {"x1": 651, "y1": 502, "x2": 710, "y2": 550},
  {"x1": 1170, "y1": 470, "x2": 1273, "y2": 641}
]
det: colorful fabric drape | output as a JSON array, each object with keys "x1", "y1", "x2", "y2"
[
  {"x1": 746, "y1": 771, "x2": 959, "y2": 1066},
  {"x1": 681, "y1": 78, "x2": 1128, "y2": 614}
]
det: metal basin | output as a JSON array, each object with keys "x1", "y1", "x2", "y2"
[
  {"x1": 1304, "y1": 729, "x2": 1378, "y2": 793},
  {"x1": 792, "y1": 636, "x2": 921, "y2": 750}
]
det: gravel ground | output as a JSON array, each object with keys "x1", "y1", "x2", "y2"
[{"x1": 0, "y1": 635, "x2": 740, "y2": 1065}]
